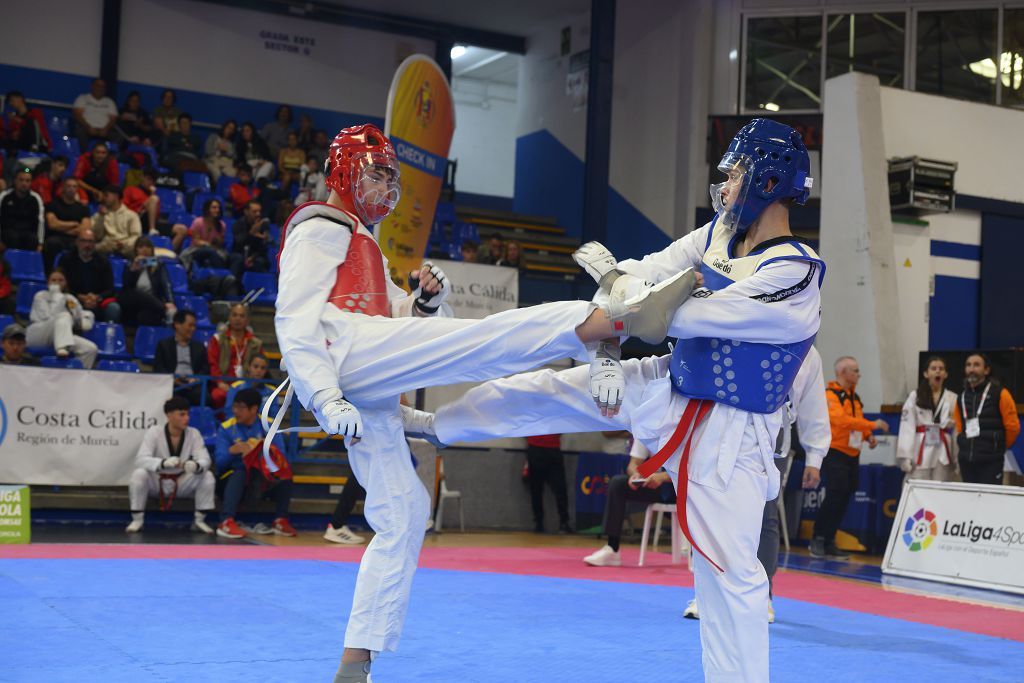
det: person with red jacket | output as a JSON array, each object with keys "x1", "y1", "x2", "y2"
[
  {"x1": 73, "y1": 142, "x2": 119, "y2": 202},
  {"x1": 811, "y1": 356, "x2": 890, "y2": 559},
  {"x1": 4, "y1": 91, "x2": 51, "y2": 154},
  {"x1": 208, "y1": 303, "x2": 263, "y2": 408}
]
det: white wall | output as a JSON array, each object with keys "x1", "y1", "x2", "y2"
[
  {"x1": 450, "y1": 79, "x2": 517, "y2": 198},
  {"x1": 0, "y1": 0, "x2": 102, "y2": 76},
  {"x1": 892, "y1": 222, "x2": 931, "y2": 392},
  {"x1": 119, "y1": 0, "x2": 432, "y2": 115},
  {"x1": 880, "y1": 87, "x2": 1024, "y2": 204}
]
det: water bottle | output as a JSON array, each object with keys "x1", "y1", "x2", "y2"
[{"x1": 105, "y1": 325, "x2": 116, "y2": 353}]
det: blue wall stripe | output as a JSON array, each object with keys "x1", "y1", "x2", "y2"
[
  {"x1": 930, "y1": 240, "x2": 981, "y2": 260},
  {"x1": 929, "y1": 275, "x2": 978, "y2": 350}
]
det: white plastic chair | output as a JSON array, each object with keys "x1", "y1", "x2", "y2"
[
  {"x1": 433, "y1": 458, "x2": 464, "y2": 533},
  {"x1": 638, "y1": 502, "x2": 688, "y2": 566}
]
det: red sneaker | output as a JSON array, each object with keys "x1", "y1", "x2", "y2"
[
  {"x1": 272, "y1": 517, "x2": 298, "y2": 537},
  {"x1": 216, "y1": 517, "x2": 247, "y2": 539}
]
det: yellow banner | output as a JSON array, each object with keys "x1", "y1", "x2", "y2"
[{"x1": 379, "y1": 55, "x2": 455, "y2": 286}]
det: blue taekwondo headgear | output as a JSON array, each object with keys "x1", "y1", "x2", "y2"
[{"x1": 710, "y1": 119, "x2": 812, "y2": 234}]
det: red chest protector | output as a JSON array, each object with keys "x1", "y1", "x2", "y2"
[{"x1": 279, "y1": 201, "x2": 391, "y2": 318}]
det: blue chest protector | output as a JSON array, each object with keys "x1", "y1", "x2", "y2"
[{"x1": 669, "y1": 219, "x2": 825, "y2": 414}]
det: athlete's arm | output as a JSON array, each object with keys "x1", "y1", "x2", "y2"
[
  {"x1": 792, "y1": 350, "x2": 830, "y2": 469},
  {"x1": 275, "y1": 219, "x2": 352, "y2": 409},
  {"x1": 616, "y1": 223, "x2": 711, "y2": 283}
]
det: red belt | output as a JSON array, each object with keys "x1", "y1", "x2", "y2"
[
  {"x1": 915, "y1": 425, "x2": 951, "y2": 466},
  {"x1": 158, "y1": 473, "x2": 180, "y2": 511},
  {"x1": 637, "y1": 398, "x2": 723, "y2": 572}
]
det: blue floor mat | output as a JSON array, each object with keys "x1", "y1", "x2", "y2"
[{"x1": 1, "y1": 559, "x2": 1021, "y2": 682}]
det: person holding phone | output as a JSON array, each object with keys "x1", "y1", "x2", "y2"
[
  {"x1": 117, "y1": 236, "x2": 176, "y2": 326},
  {"x1": 582, "y1": 438, "x2": 676, "y2": 567},
  {"x1": 231, "y1": 199, "x2": 271, "y2": 273}
]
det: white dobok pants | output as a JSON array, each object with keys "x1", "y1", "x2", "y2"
[
  {"x1": 433, "y1": 357, "x2": 771, "y2": 683},
  {"x1": 128, "y1": 469, "x2": 216, "y2": 512},
  {"x1": 335, "y1": 300, "x2": 593, "y2": 653},
  {"x1": 26, "y1": 313, "x2": 98, "y2": 368}
]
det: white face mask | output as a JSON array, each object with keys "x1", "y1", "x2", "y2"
[{"x1": 48, "y1": 283, "x2": 62, "y2": 295}]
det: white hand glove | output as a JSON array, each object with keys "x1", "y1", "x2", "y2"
[
  {"x1": 183, "y1": 459, "x2": 202, "y2": 474},
  {"x1": 590, "y1": 341, "x2": 625, "y2": 417},
  {"x1": 161, "y1": 456, "x2": 181, "y2": 470},
  {"x1": 410, "y1": 262, "x2": 450, "y2": 314},
  {"x1": 311, "y1": 387, "x2": 363, "y2": 439},
  {"x1": 573, "y1": 241, "x2": 619, "y2": 285},
  {"x1": 898, "y1": 458, "x2": 914, "y2": 473}
]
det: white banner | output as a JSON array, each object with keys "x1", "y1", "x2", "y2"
[
  {"x1": 882, "y1": 480, "x2": 1024, "y2": 595},
  {"x1": 432, "y1": 259, "x2": 518, "y2": 318},
  {"x1": 0, "y1": 366, "x2": 172, "y2": 486}
]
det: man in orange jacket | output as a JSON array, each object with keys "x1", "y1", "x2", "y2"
[
  {"x1": 953, "y1": 353, "x2": 1020, "y2": 485},
  {"x1": 810, "y1": 356, "x2": 889, "y2": 559}
]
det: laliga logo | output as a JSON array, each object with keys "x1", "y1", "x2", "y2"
[
  {"x1": 414, "y1": 81, "x2": 435, "y2": 127},
  {"x1": 902, "y1": 507, "x2": 938, "y2": 552}
]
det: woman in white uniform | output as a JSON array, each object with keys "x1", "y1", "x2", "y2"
[{"x1": 897, "y1": 356, "x2": 958, "y2": 481}]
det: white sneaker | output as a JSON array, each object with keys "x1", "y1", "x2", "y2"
[
  {"x1": 191, "y1": 519, "x2": 214, "y2": 535},
  {"x1": 768, "y1": 599, "x2": 775, "y2": 624},
  {"x1": 683, "y1": 599, "x2": 699, "y2": 619},
  {"x1": 324, "y1": 524, "x2": 366, "y2": 545},
  {"x1": 582, "y1": 544, "x2": 622, "y2": 567},
  {"x1": 125, "y1": 519, "x2": 144, "y2": 533},
  {"x1": 252, "y1": 522, "x2": 273, "y2": 535}
]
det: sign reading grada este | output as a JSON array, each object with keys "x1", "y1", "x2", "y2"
[{"x1": 883, "y1": 479, "x2": 1024, "y2": 595}]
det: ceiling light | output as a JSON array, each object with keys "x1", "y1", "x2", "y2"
[
  {"x1": 450, "y1": 45, "x2": 467, "y2": 59},
  {"x1": 761, "y1": 102, "x2": 780, "y2": 112}
]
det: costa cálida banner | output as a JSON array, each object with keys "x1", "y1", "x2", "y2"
[{"x1": 379, "y1": 54, "x2": 455, "y2": 286}]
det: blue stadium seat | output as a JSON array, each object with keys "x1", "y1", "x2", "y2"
[
  {"x1": 85, "y1": 322, "x2": 130, "y2": 360},
  {"x1": 174, "y1": 295, "x2": 213, "y2": 328},
  {"x1": 191, "y1": 192, "x2": 223, "y2": 216},
  {"x1": 133, "y1": 325, "x2": 174, "y2": 362},
  {"x1": 267, "y1": 244, "x2": 279, "y2": 274},
  {"x1": 241, "y1": 272, "x2": 277, "y2": 306},
  {"x1": 192, "y1": 267, "x2": 232, "y2": 282},
  {"x1": 96, "y1": 359, "x2": 140, "y2": 373},
  {"x1": 117, "y1": 163, "x2": 129, "y2": 184},
  {"x1": 149, "y1": 235, "x2": 173, "y2": 251},
  {"x1": 40, "y1": 356, "x2": 84, "y2": 369},
  {"x1": 189, "y1": 406, "x2": 218, "y2": 445},
  {"x1": 166, "y1": 263, "x2": 189, "y2": 294},
  {"x1": 0, "y1": 314, "x2": 13, "y2": 331},
  {"x1": 192, "y1": 327, "x2": 214, "y2": 346},
  {"x1": 214, "y1": 174, "x2": 236, "y2": 197},
  {"x1": 15, "y1": 282, "x2": 46, "y2": 316},
  {"x1": 47, "y1": 114, "x2": 70, "y2": 138},
  {"x1": 6, "y1": 249, "x2": 45, "y2": 283},
  {"x1": 155, "y1": 187, "x2": 186, "y2": 216},
  {"x1": 109, "y1": 257, "x2": 125, "y2": 289},
  {"x1": 183, "y1": 172, "x2": 211, "y2": 193}
]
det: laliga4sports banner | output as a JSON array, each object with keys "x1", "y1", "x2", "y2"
[
  {"x1": 882, "y1": 479, "x2": 1024, "y2": 595},
  {"x1": 0, "y1": 365, "x2": 171, "y2": 486},
  {"x1": 379, "y1": 54, "x2": 455, "y2": 285}
]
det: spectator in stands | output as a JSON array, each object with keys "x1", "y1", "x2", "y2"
[
  {"x1": 26, "y1": 267, "x2": 98, "y2": 367},
  {"x1": 237, "y1": 122, "x2": 274, "y2": 181},
  {"x1": 118, "y1": 236, "x2": 175, "y2": 327},
  {"x1": 260, "y1": 104, "x2": 293, "y2": 158},
  {"x1": 481, "y1": 233, "x2": 505, "y2": 264},
  {"x1": 0, "y1": 167, "x2": 45, "y2": 250},
  {"x1": 44, "y1": 177, "x2": 91, "y2": 269},
  {"x1": 231, "y1": 200, "x2": 271, "y2": 273},
  {"x1": 1, "y1": 323, "x2": 40, "y2": 365},
  {"x1": 162, "y1": 113, "x2": 206, "y2": 173},
  {"x1": 62, "y1": 228, "x2": 121, "y2": 323},
  {"x1": 73, "y1": 141, "x2": 119, "y2": 202},
  {"x1": 525, "y1": 434, "x2": 572, "y2": 534},
  {"x1": 151, "y1": 89, "x2": 181, "y2": 139},
  {"x1": 224, "y1": 353, "x2": 276, "y2": 408},
  {"x1": 93, "y1": 184, "x2": 142, "y2": 258},
  {"x1": 582, "y1": 439, "x2": 675, "y2": 566},
  {"x1": 324, "y1": 478, "x2": 367, "y2": 545},
  {"x1": 208, "y1": 303, "x2": 263, "y2": 407},
  {"x1": 72, "y1": 78, "x2": 118, "y2": 148},
  {"x1": 496, "y1": 240, "x2": 521, "y2": 268},
  {"x1": 4, "y1": 91, "x2": 51, "y2": 154},
  {"x1": 277, "y1": 131, "x2": 305, "y2": 191},
  {"x1": 126, "y1": 396, "x2": 216, "y2": 534},
  {"x1": 954, "y1": 353, "x2": 1020, "y2": 485},
  {"x1": 31, "y1": 156, "x2": 69, "y2": 204},
  {"x1": 295, "y1": 155, "x2": 326, "y2": 204},
  {"x1": 227, "y1": 164, "x2": 260, "y2": 214},
  {"x1": 897, "y1": 356, "x2": 959, "y2": 482},
  {"x1": 0, "y1": 256, "x2": 14, "y2": 315},
  {"x1": 460, "y1": 239, "x2": 479, "y2": 263},
  {"x1": 308, "y1": 129, "x2": 330, "y2": 168},
  {"x1": 204, "y1": 119, "x2": 238, "y2": 183},
  {"x1": 296, "y1": 113, "x2": 315, "y2": 151},
  {"x1": 153, "y1": 309, "x2": 210, "y2": 407},
  {"x1": 181, "y1": 198, "x2": 240, "y2": 275},
  {"x1": 811, "y1": 356, "x2": 890, "y2": 559},
  {"x1": 114, "y1": 90, "x2": 155, "y2": 148},
  {"x1": 122, "y1": 167, "x2": 163, "y2": 236},
  {"x1": 214, "y1": 387, "x2": 296, "y2": 538}
]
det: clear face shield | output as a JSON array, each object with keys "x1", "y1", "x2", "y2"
[
  {"x1": 709, "y1": 152, "x2": 752, "y2": 232},
  {"x1": 351, "y1": 152, "x2": 401, "y2": 225}
]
